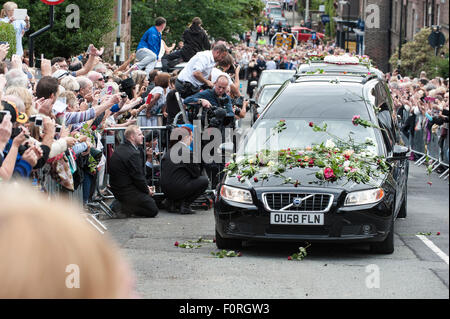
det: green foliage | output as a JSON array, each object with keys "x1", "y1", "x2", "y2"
[
  {"x1": 390, "y1": 27, "x2": 449, "y2": 78},
  {"x1": 131, "y1": 0, "x2": 264, "y2": 50},
  {"x1": 0, "y1": 22, "x2": 16, "y2": 59},
  {"x1": 12, "y1": 0, "x2": 116, "y2": 58}
]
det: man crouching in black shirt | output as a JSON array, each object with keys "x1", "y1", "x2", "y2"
[{"x1": 160, "y1": 126, "x2": 208, "y2": 214}]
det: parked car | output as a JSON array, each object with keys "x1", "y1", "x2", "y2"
[
  {"x1": 291, "y1": 26, "x2": 324, "y2": 42},
  {"x1": 267, "y1": 6, "x2": 283, "y2": 19},
  {"x1": 254, "y1": 69, "x2": 296, "y2": 93},
  {"x1": 215, "y1": 73, "x2": 408, "y2": 254},
  {"x1": 271, "y1": 17, "x2": 288, "y2": 29},
  {"x1": 250, "y1": 84, "x2": 282, "y2": 125}
]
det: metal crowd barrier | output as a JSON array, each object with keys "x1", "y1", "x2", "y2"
[{"x1": 399, "y1": 118, "x2": 449, "y2": 180}]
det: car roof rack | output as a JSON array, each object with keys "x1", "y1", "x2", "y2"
[{"x1": 291, "y1": 72, "x2": 379, "y2": 83}]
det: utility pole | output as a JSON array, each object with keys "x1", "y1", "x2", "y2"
[
  {"x1": 399, "y1": 0, "x2": 404, "y2": 60},
  {"x1": 116, "y1": 0, "x2": 122, "y2": 66},
  {"x1": 305, "y1": 0, "x2": 309, "y2": 24}
]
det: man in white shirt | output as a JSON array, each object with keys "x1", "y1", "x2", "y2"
[
  {"x1": 175, "y1": 44, "x2": 228, "y2": 98},
  {"x1": 266, "y1": 57, "x2": 277, "y2": 70}
]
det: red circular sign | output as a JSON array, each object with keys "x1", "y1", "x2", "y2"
[{"x1": 40, "y1": 0, "x2": 65, "y2": 5}]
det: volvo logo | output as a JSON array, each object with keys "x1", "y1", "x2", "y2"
[{"x1": 293, "y1": 198, "x2": 302, "y2": 207}]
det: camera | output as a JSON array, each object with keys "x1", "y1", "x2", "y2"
[
  {"x1": 207, "y1": 106, "x2": 227, "y2": 128},
  {"x1": 0, "y1": 110, "x2": 10, "y2": 123},
  {"x1": 29, "y1": 115, "x2": 43, "y2": 127},
  {"x1": 55, "y1": 125, "x2": 62, "y2": 134},
  {"x1": 121, "y1": 92, "x2": 128, "y2": 99}
]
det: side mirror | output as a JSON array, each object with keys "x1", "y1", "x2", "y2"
[
  {"x1": 387, "y1": 145, "x2": 409, "y2": 161},
  {"x1": 250, "y1": 81, "x2": 258, "y2": 87}
]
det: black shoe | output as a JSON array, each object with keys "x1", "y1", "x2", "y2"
[
  {"x1": 179, "y1": 201, "x2": 195, "y2": 215},
  {"x1": 110, "y1": 200, "x2": 129, "y2": 219},
  {"x1": 163, "y1": 198, "x2": 178, "y2": 213}
]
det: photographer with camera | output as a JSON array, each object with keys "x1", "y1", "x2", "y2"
[
  {"x1": 183, "y1": 75, "x2": 240, "y2": 188},
  {"x1": 175, "y1": 44, "x2": 228, "y2": 98}
]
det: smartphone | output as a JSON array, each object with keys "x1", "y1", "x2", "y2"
[
  {"x1": 0, "y1": 41, "x2": 8, "y2": 45},
  {"x1": 107, "y1": 86, "x2": 113, "y2": 95}
]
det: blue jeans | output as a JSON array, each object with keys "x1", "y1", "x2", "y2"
[{"x1": 83, "y1": 173, "x2": 94, "y2": 204}]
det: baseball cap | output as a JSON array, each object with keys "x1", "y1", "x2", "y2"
[{"x1": 1, "y1": 100, "x2": 28, "y2": 124}]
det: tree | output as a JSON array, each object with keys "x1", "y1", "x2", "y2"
[
  {"x1": 12, "y1": 0, "x2": 116, "y2": 58},
  {"x1": 131, "y1": 0, "x2": 264, "y2": 50},
  {"x1": 390, "y1": 27, "x2": 449, "y2": 78},
  {"x1": 0, "y1": 22, "x2": 16, "y2": 59}
]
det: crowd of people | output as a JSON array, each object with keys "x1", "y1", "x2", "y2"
[
  {"x1": 1, "y1": 6, "x2": 448, "y2": 221},
  {"x1": 0, "y1": 1, "x2": 448, "y2": 298}
]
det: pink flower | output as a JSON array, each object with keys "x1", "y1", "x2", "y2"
[
  {"x1": 174, "y1": 241, "x2": 179, "y2": 247},
  {"x1": 324, "y1": 168, "x2": 335, "y2": 180},
  {"x1": 344, "y1": 167, "x2": 351, "y2": 172},
  {"x1": 288, "y1": 256, "x2": 292, "y2": 260},
  {"x1": 352, "y1": 115, "x2": 361, "y2": 126},
  {"x1": 237, "y1": 175, "x2": 241, "y2": 181},
  {"x1": 350, "y1": 168, "x2": 358, "y2": 173},
  {"x1": 309, "y1": 122, "x2": 314, "y2": 127},
  {"x1": 437, "y1": 232, "x2": 441, "y2": 236},
  {"x1": 225, "y1": 162, "x2": 230, "y2": 168}
]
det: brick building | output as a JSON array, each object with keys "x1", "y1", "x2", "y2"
[{"x1": 336, "y1": 0, "x2": 449, "y2": 73}]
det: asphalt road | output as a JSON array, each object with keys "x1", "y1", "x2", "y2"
[{"x1": 103, "y1": 163, "x2": 449, "y2": 299}]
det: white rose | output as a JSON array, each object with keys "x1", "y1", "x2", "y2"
[
  {"x1": 344, "y1": 160, "x2": 351, "y2": 167},
  {"x1": 325, "y1": 139, "x2": 336, "y2": 149}
]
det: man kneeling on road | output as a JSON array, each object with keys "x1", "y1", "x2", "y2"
[
  {"x1": 160, "y1": 127, "x2": 208, "y2": 215},
  {"x1": 109, "y1": 125, "x2": 159, "y2": 218}
]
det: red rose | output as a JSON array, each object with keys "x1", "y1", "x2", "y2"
[
  {"x1": 324, "y1": 168, "x2": 335, "y2": 180},
  {"x1": 437, "y1": 232, "x2": 441, "y2": 236},
  {"x1": 174, "y1": 241, "x2": 179, "y2": 247},
  {"x1": 352, "y1": 115, "x2": 361, "y2": 126},
  {"x1": 309, "y1": 122, "x2": 314, "y2": 127},
  {"x1": 213, "y1": 238, "x2": 216, "y2": 243},
  {"x1": 237, "y1": 252, "x2": 242, "y2": 257},
  {"x1": 225, "y1": 162, "x2": 230, "y2": 168},
  {"x1": 344, "y1": 154, "x2": 350, "y2": 160},
  {"x1": 308, "y1": 159, "x2": 315, "y2": 167},
  {"x1": 254, "y1": 177, "x2": 259, "y2": 183},
  {"x1": 237, "y1": 175, "x2": 241, "y2": 181},
  {"x1": 288, "y1": 256, "x2": 292, "y2": 260}
]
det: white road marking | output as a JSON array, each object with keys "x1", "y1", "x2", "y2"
[{"x1": 416, "y1": 235, "x2": 449, "y2": 265}]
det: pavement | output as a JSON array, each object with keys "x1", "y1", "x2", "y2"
[{"x1": 103, "y1": 163, "x2": 449, "y2": 299}]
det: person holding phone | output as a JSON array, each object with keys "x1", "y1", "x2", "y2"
[{"x1": 0, "y1": 2, "x2": 30, "y2": 57}]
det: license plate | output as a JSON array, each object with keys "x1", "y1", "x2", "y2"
[{"x1": 270, "y1": 213, "x2": 324, "y2": 225}]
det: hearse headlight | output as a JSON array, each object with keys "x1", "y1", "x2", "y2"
[
  {"x1": 344, "y1": 188, "x2": 385, "y2": 206},
  {"x1": 220, "y1": 185, "x2": 253, "y2": 204}
]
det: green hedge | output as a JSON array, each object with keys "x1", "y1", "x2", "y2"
[{"x1": 0, "y1": 22, "x2": 16, "y2": 59}]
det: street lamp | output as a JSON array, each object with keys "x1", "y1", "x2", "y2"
[{"x1": 339, "y1": 0, "x2": 351, "y2": 52}]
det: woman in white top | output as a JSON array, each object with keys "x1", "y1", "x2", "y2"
[
  {"x1": 1, "y1": 2, "x2": 30, "y2": 57},
  {"x1": 136, "y1": 72, "x2": 170, "y2": 127}
]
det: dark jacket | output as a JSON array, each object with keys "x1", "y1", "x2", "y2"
[
  {"x1": 108, "y1": 140, "x2": 148, "y2": 199},
  {"x1": 180, "y1": 25, "x2": 211, "y2": 61},
  {"x1": 160, "y1": 143, "x2": 202, "y2": 191}
]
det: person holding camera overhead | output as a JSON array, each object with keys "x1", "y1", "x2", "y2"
[{"x1": 1, "y1": 2, "x2": 30, "y2": 57}]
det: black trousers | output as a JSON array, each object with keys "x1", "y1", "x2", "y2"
[
  {"x1": 119, "y1": 192, "x2": 159, "y2": 217},
  {"x1": 162, "y1": 50, "x2": 183, "y2": 72},
  {"x1": 163, "y1": 176, "x2": 209, "y2": 204}
]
